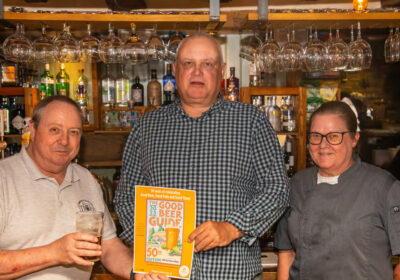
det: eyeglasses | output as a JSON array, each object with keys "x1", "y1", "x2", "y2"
[{"x1": 308, "y1": 131, "x2": 354, "y2": 145}]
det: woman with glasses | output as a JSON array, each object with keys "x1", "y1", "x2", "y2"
[{"x1": 274, "y1": 101, "x2": 400, "y2": 280}]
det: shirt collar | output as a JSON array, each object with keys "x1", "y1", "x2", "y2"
[
  {"x1": 170, "y1": 94, "x2": 227, "y2": 119},
  {"x1": 21, "y1": 147, "x2": 79, "y2": 185}
]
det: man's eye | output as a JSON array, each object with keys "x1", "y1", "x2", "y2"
[
  {"x1": 329, "y1": 133, "x2": 340, "y2": 139},
  {"x1": 70, "y1": 130, "x2": 81, "y2": 136},
  {"x1": 184, "y1": 61, "x2": 193, "y2": 66},
  {"x1": 50, "y1": 127, "x2": 59, "y2": 133}
]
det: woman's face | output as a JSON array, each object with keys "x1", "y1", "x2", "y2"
[{"x1": 309, "y1": 113, "x2": 359, "y2": 177}]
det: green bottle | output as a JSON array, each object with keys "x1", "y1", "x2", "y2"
[
  {"x1": 56, "y1": 63, "x2": 70, "y2": 96},
  {"x1": 40, "y1": 64, "x2": 55, "y2": 100}
]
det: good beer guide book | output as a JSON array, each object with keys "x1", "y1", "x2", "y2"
[{"x1": 134, "y1": 186, "x2": 196, "y2": 279}]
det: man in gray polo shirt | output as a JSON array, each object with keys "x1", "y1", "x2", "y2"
[{"x1": 0, "y1": 96, "x2": 132, "y2": 279}]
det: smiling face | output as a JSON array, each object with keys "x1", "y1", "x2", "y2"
[
  {"x1": 27, "y1": 101, "x2": 82, "y2": 182},
  {"x1": 309, "y1": 113, "x2": 359, "y2": 177},
  {"x1": 173, "y1": 35, "x2": 226, "y2": 115}
]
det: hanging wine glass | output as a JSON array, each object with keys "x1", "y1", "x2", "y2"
[
  {"x1": 80, "y1": 23, "x2": 100, "y2": 62},
  {"x1": 147, "y1": 24, "x2": 165, "y2": 61},
  {"x1": 165, "y1": 30, "x2": 184, "y2": 62},
  {"x1": 99, "y1": 23, "x2": 123, "y2": 64},
  {"x1": 280, "y1": 27, "x2": 303, "y2": 72},
  {"x1": 3, "y1": 23, "x2": 32, "y2": 63},
  {"x1": 239, "y1": 32, "x2": 262, "y2": 62},
  {"x1": 122, "y1": 23, "x2": 147, "y2": 64},
  {"x1": 53, "y1": 23, "x2": 80, "y2": 63},
  {"x1": 258, "y1": 28, "x2": 280, "y2": 73},
  {"x1": 390, "y1": 27, "x2": 400, "y2": 62},
  {"x1": 355, "y1": 22, "x2": 372, "y2": 69},
  {"x1": 347, "y1": 24, "x2": 364, "y2": 72},
  {"x1": 327, "y1": 28, "x2": 349, "y2": 71},
  {"x1": 384, "y1": 28, "x2": 394, "y2": 63},
  {"x1": 303, "y1": 26, "x2": 327, "y2": 72},
  {"x1": 32, "y1": 24, "x2": 54, "y2": 63}
]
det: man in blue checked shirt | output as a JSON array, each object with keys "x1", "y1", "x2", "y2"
[{"x1": 114, "y1": 32, "x2": 289, "y2": 280}]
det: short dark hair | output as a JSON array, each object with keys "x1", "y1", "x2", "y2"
[
  {"x1": 32, "y1": 95, "x2": 84, "y2": 129},
  {"x1": 310, "y1": 101, "x2": 358, "y2": 133}
]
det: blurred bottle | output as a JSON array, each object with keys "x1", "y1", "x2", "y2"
[
  {"x1": 131, "y1": 75, "x2": 144, "y2": 106},
  {"x1": 147, "y1": 69, "x2": 161, "y2": 106},
  {"x1": 283, "y1": 137, "x2": 292, "y2": 171},
  {"x1": 116, "y1": 64, "x2": 130, "y2": 107},
  {"x1": 162, "y1": 63, "x2": 176, "y2": 105},
  {"x1": 262, "y1": 96, "x2": 271, "y2": 121},
  {"x1": 287, "y1": 155, "x2": 296, "y2": 178},
  {"x1": 75, "y1": 68, "x2": 89, "y2": 124},
  {"x1": 249, "y1": 61, "x2": 259, "y2": 87},
  {"x1": 1, "y1": 60, "x2": 17, "y2": 87},
  {"x1": 282, "y1": 96, "x2": 296, "y2": 132},
  {"x1": 0, "y1": 97, "x2": 10, "y2": 134},
  {"x1": 226, "y1": 67, "x2": 239, "y2": 101},
  {"x1": 269, "y1": 96, "x2": 281, "y2": 131},
  {"x1": 56, "y1": 63, "x2": 70, "y2": 96},
  {"x1": 102, "y1": 64, "x2": 116, "y2": 106},
  {"x1": 9, "y1": 97, "x2": 23, "y2": 134},
  {"x1": 40, "y1": 64, "x2": 55, "y2": 100}
]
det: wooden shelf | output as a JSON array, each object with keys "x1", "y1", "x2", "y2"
[
  {"x1": 0, "y1": 87, "x2": 25, "y2": 96},
  {"x1": 242, "y1": 11, "x2": 400, "y2": 30},
  {"x1": 3, "y1": 12, "x2": 227, "y2": 32}
]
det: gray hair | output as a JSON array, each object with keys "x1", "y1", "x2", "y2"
[
  {"x1": 175, "y1": 32, "x2": 224, "y2": 66},
  {"x1": 32, "y1": 95, "x2": 84, "y2": 129}
]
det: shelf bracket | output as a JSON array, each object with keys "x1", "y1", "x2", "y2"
[
  {"x1": 210, "y1": 0, "x2": 220, "y2": 22},
  {"x1": 258, "y1": 0, "x2": 268, "y2": 21}
]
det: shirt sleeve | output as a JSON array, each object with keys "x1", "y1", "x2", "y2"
[
  {"x1": 386, "y1": 179, "x2": 400, "y2": 255},
  {"x1": 114, "y1": 121, "x2": 146, "y2": 244},
  {"x1": 225, "y1": 111, "x2": 290, "y2": 244},
  {"x1": 274, "y1": 208, "x2": 293, "y2": 250}
]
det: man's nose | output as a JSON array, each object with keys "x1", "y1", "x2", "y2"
[{"x1": 58, "y1": 132, "x2": 69, "y2": 146}]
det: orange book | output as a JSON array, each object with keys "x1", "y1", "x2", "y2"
[{"x1": 134, "y1": 186, "x2": 196, "y2": 279}]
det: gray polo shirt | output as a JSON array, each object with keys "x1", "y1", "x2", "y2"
[
  {"x1": 0, "y1": 148, "x2": 117, "y2": 280},
  {"x1": 275, "y1": 157, "x2": 400, "y2": 280}
]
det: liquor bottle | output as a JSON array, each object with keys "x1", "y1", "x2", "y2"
[
  {"x1": 147, "y1": 69, "x2": 162, "y2": 106},
  {"x1": 226, "y1": 79, "x2": 239, "y2": 101},
  {"x1": 220, "y1": 79, "x2": 226, "y2": 97},
  {"x1": 162, "y1": 64, "x2": 176, "y2": 106},
  {"x1": 269, "y1": 96, "x2": 281, "y2": 131},
  {"x1": 75, "y1": 68, "x2": 89, "y2": 124},
  {"x1": 40, "y1": 64, "x2": 55, "y2": 100},
  {"x1": 56, "y1": 63, "x2": 70, "y2": 96},
  {"x1": 11, "y1": 104, "x2": 24, "y2": 135},
  {"x1": 287, "y1": 155, "x2": 296, "y2": 178},
  {"x1": 115, "y1": 64, "x2": 130, "y2": 106},
  {"x1": 1, "y1": 60, "x2": 17, "y2": 87},
  {"x1": 226, "y1": 67, "x2": 240, "y2": 100},
  {"x1": 249, "y1": 61, "x2": 259, "y2": 87},
  {"x1": 131, "y1": 75, "x2": 144, "y2": 106},
  {"x1": 0, "y1": 97, "x2": 10, "y2": 134},
  {"x1": 283, "y1": 138, "x2": 292, "y2": 170},
  {"x1": 102, "y1": 64, "x2": 116, "y2": 106},
  {"x1": 281, "y1": 97, "x2": 289, "y2": 132},
  {"x1": 262, "y1": 96, "x2": 271, "y2": 121},
  {"x1": 286, "y1": 96, "x2": 296, "y2": 132}
]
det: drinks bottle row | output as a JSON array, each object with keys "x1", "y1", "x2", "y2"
[
  {"x1": 101, "y1": 63, "x2": 176, "y2": 108},
  {"x1": 251, "y1": 95, "x2": 296, "y2": 132},
  {"x1": 0, "y1": 96, "x2": 25, "y2": 135}
]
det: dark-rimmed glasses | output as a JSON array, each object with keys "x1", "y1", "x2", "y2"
[{"x1": 308, "y1": 131, "x2": 354, "y2": 145}]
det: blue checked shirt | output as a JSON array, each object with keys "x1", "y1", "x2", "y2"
[{"x1": 114, "y1": 95, "x2": 289, "y2": 280}]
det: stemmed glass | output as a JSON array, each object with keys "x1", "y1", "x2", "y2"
[
  {"x1": 354, "y1": 21, "x2": 372, "y2": 69},
  {"x1": 384, "y1": 28, "x2": 394, "y2": 63},
  {"x1": 280, "y1": 27, "x2": 303, "y2": 72},
  {"x1": 347, "y1": 25, "x2": 364, "y2": 72},
  {"x1": 53, "y1": 23, "x2": 80, "y2": 63},
  {"x1": 80, "y1": 23, "x2": 100, "y2": 62},
  {"x1": 165, "y1": 30, "x2": 184, "y2": 62},
  {"x1": 327, "y1": 28, "x2": 349, "y2": 71},
  {"x1": 122, "y1": 23, "x2": 147, "y2": 64},
  {"x1": 258, "y1": 28, "x2": 280, "y2": 73},
  {"x1": 32, "y1": 24, "x2": 54, "y2": 63},
  {"x1": 147, "y1": 24, "x2": 165, "y2": 61},
  {"x1": 3, "y1": 23, "x2": 32, "y2": 63},
  {"x1": 239, "y1": 32, "x2": 262, "y2": 62},
  {"x1": 390, "y1": 27, "x2": 400, "y2": 62},
  {"x1": 99, "y1": 23, "x2": 123, "y2": 64},
  {"x1": 303, "y1": 27, "x2": 327, "y2": 72}
]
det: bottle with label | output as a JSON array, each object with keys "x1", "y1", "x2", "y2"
[
  {"x1": 281, "y1": 97, "x2": 289, "y2": 131},
  {"x1": 162, "y1": 63, "x2": 176, "y2": 106},
  {"x1": 287, "y1": 155, "x2": 296, "y2": 178},
  {"x1": 56, "y1": 63, "x2": 70, "y2": 96},
  {"x1": 40, "y1": 64, "x2": 54, "y2": 100},
  {"x1": 102, "y1": 64, "x2": 116, "y2": 106},
  {"x1": 286, "y1": 96, "x2": 296, "y2": 132},
  {"x1": 226, "y1": 67, "x2": 240, "y2": 99},
  {"x1": 0, "y1": 97, "x2": 10, "y2": 134},
  {"x1": 226, "y1": 79, "x2": 239, "y2": 101},
  {"x1": 75, "y1": 68, "x2": 89, "y2": 124},
  {"x1": 1, "y1": 60, "x2": 17, "y2": 87},
  {"x1": 269, "y1": 96, "x2": 281, "y2": 131},
  {"x1": 115, "y1": 64, "x2": 130, "y2": 106},
  {"x1": 11, "y1": 106, "x2": 24, "y2": 135},
  {"x1": 249, "y1": 61, "x2": 259, "y2": 87},
  {"x1": 131, "y1": 75, "x2": 144, "y2": 106},
  {"x1": 147, "y1": 69, "x2": 162, "y2": 106}
]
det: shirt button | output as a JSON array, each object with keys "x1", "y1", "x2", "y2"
[{"x1": 394, "y1": 206, "x2": 399, "y2": 212}]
